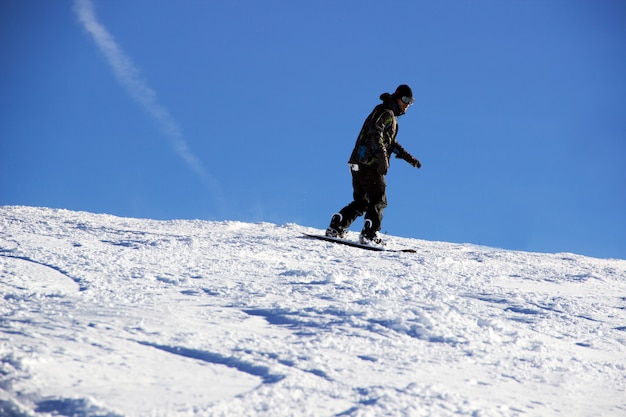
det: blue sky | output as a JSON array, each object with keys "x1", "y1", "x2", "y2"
[{"x1": 2, "y1": 0, "x2": 625, "y2": 259}]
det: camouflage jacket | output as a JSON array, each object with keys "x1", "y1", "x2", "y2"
[{"x1": 348, "y1": 93, "x2": 412, "y2": 171}]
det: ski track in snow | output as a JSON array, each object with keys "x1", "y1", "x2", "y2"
[{"x1": 0, "y1": 206, "x2": 625, "y2": 417}]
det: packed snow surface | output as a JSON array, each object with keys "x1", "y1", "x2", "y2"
[{"x1": 1, "y1": 206, "x2": 625, "y2": 417}]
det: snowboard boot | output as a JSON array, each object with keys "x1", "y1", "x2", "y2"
[
  {"x1": 325, "y1": 213, "x2": 347, "y2": 239},
  {"x1": 358, "y1": 232, "x2": 385, "y2": 246},
  {"x1": 359, "y1": 219, "x2": 385, "y2": 246}
]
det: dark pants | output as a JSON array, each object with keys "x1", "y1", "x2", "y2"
[{"x1": 338, "y1": 166, "x2": 387, "y2": 234}]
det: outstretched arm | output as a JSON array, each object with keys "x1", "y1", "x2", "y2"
[{"x1": 393, "y1": 142, "x2": 421, "y2": 168}]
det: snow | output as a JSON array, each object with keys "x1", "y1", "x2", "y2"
[{"x1": 1, "y1": 206, "x2": 625, "y2": 417}]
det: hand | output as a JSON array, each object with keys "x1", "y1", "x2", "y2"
[
  {"x1": 404, "y1": 154, "x2": 421, "y2": 168},
  {"x1": 396, "y1": 151, "x2": 420, "y2": 168},
  {"x1": 377, "y1": 159, "x2": 389, "y2": 175}
]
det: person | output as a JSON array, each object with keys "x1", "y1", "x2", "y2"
[{"x1": 326, "y1": 84, "x2": 421, "y2": 245}]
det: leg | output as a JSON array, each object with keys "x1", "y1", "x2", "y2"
[
  {"x1": 327, "y1": 170, "x2": 368, "y2": 236},
  {"x1": 362, "y1": 173, "x2": 387, "y2": 238}
]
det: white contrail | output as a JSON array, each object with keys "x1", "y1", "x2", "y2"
[{"x1": 73, "y1": 0, "x2": 225, "y2": 210}]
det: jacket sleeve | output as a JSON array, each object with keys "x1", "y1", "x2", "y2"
[
  {"x1": 392, "y1": 141, "x2": 410, "y2": 159},
  {"x1": 393, "y1": 142, "x2": 420, "y2": 167},
  {"x1": 349, "y1": 107, "x2": 395, "y2": 166},
  {"x1": 370, "y1": 110, "x2": 395, "y2": 162}
]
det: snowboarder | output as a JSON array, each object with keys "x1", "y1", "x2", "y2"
[{"x1": 326, "y1": 84, "x2": 421, "y2": 245}]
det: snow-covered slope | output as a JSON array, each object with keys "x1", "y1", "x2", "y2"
[{"x1": 1, "y1": 206, "x2": 625, "y2": 417}]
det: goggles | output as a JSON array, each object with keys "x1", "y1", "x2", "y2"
[{"x1": 401, "y1": 96, "x2": 415, "y2": 105}]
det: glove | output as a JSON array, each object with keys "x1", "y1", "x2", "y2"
[
  {"x1": 396, "y1": 152, "x2": 421, "y2": 168},
  {"x1": 377, "y1": 159, "x2": 389, "y2": 175},
  {"x1": 408, "y1": 156, "x2": 421, "y2": 169},
  {"x1": 375, "y1": 151, "x2": 389, "y2": 175}
]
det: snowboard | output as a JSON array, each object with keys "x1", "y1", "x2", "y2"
[{"x1": 303, "y1": 233, "x2": 416, "y2": 253}]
